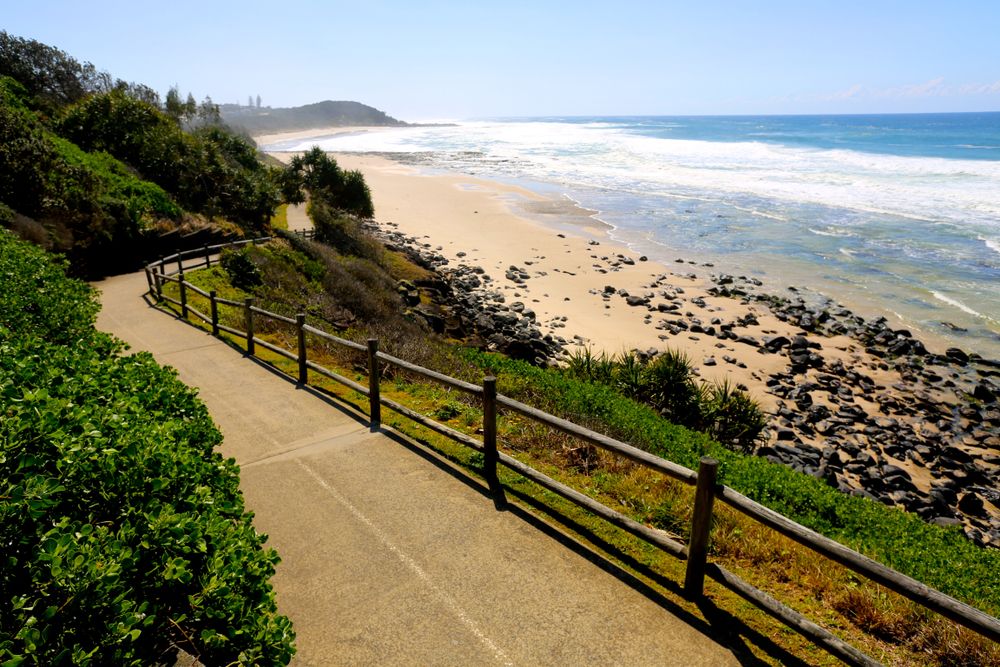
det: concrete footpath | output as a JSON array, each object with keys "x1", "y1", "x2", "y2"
[{"x1": 95, "y1": 269, "x2": 742, "y2": 666}]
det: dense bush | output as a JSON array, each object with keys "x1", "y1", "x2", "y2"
[
  {"x1": 221, "y1": 246, "x2": 264, "y2": 290},
  {"x1": 283, "y1": 147, "x2": 374, "y2": 218},
  {"x1": 0, "y1": 31, "x2": 159, "y2": 115},
  {"x1": 308, "y1": 197, "x2": 382, "y2": 261},
  {"x1": 0, "y1": 230, "x2": 294, "y2": 664},
  {"x1": 0, "y1": 31, "x2": 96, "y2": 112},
  {"x1": 0, "y1": 228, "x2": 98, "y2": 343},
  {"x1": 57, "y1": 91, "x2": 280, "y2": 231},
  {"x1": 565, "y1": 347, "x2": 766, "y2": 452},
  {"x1": 0, "y1": 76, "x2": 183, "y2": 274}
]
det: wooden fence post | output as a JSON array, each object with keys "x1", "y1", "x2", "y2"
[
  {"x1": 244, "y1": 297, "x2": 255, "y2": 355},
  {"x1": 482, "y1": 376, "x2": 507, "y2": 508},
  {"x1": 178, "y1": 268, "x2": 188, "y2": 319},
  {"x1": 210, "y1": 290, "x2": 219, "y2": 336},
  {"x1": 367, "y1": 338, "x2": 381, "y2": 430},
  {"x1": 203, "y1": 245, "x2": 211, "y2": 268},
  {"x1": 144, "y1": 267, "x2": 153, "y2": 296},
  {"x1": 297, "y1": 314, "x2": 308, "y2": 384},
  {"x1": 685, "y1": 457, "x2": 719, "y2": 598},
  {"x1": 176, "y1": 252, "x2": 183, "y2": 276}
]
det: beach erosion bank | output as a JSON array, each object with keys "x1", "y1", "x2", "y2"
[{"x1": 263, "y1": 134, "x2": 999, "y2": 547}]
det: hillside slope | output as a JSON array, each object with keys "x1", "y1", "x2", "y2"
[{"x1": 221, "y1": 100, "x2": 406, "y2": 134}]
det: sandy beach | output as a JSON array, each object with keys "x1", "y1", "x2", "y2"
[
  {"x1": 264, "y1": 134, "x2": 999, "y2": 542},
  {"x1": 270, "y1": 150, "x2": 893, "y2": 404},
  {"x1": 253, "y1": 125, "x2": 399, "y2": 150}
]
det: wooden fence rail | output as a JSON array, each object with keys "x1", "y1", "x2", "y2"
[{"x1": 146, "y1": 237, "x2": 1000, "y2": 665}]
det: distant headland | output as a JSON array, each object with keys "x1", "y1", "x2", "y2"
[{"x1": 220, "y1": 100, "x2": 408, "y2": 134}]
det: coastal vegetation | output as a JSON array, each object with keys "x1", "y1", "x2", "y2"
[
  {"x1": 564, "y1": 347, "x2": 767, "y2": 453},
  {"x1": 165, "y1": 230, "x2": 999, "y2": 664},
  {"x1": 0, "y1": 230, "x2": 294, "y2": 664},
  {"x1": 4, "y1": 30, "x2": 998, "y2": 665},
  {"x1": 0, "y1": 31, "x2": 372, "y2": 277}
]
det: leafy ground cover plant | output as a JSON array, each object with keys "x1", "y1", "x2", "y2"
[{"x1": 0, "y1": 230, "x2": 294, "y2": 664}]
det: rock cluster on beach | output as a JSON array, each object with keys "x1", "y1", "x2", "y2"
[
  {"x1": 366, "y1": 219, "x2": 999, "y2": 548},
  {"x1": 374, "y1": 223, "x2": 566, "y2": 365}
]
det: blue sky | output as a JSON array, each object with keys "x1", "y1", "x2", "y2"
[{"x1": 5, "y1": 1, "x2": 1000, "y2": 120}]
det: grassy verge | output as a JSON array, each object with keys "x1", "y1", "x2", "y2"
[
  {"x1": 165, "y1": 252, "x2": 1000, "y2": 666},
  {"x1": 270, "y1": 203, "x2": 289, "y2": 230}
]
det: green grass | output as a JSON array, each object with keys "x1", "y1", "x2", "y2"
[
  {"x1": 465, "y1": 350, "x2": 1000, "y2": 617},
  {"x1": 168, "y1": 237, "x2": 1000, "y2": 665},
  {"x1": 270, "y1": 203, "x2": 289, "y2": 230}
]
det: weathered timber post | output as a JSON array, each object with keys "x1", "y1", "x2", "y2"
[
  {"x1": 144, "y1": 267, "x2": 153, "y2": 296},
  {"x1": 367, "y1": 338, "x2": 381, "y2": 430},
  {"x1": 154, "y1": 267, "x2": 163, "y2": 301},
  {"x1": 482, "y1": 376, "x2": 507, "y2": 508},
  {"x1": 203, "y1": 245, "x2": 211, "y2": 268},
  {"x1": 176, "y1": 251, "x2": 183, "y2": 276},
  {"x1": 685, "y1": 457, "x2": 719, "y2": 598},
  {"x1": 210, "y1": 290, "x2": 219, "y2": 336},
  {"x1": 178, "y1": 268, "x2": 188, "y2": 319},
  {"x1": 297, "y1": 314, "x2": 308, "y2": 384},
  {"x1": 244, "y1": 297, "x2": 255, "y2": 355}
]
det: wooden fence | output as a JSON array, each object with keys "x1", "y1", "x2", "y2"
[{"x1": 146, "y1": 238, "x2": 1000, "y2": 667}]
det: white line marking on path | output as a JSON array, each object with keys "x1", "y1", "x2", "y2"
[{"x1": 296, "y1": 459, "x2": 515, "y2": 667}]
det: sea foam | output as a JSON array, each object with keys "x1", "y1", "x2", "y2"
[{"x1": 268, "y1": 116, "x2": 1000, "y2": 358}]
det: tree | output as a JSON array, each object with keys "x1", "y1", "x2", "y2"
[
  {"x1": 197, "y1": 95, "x2": 221, "y2": 125},
  {"x1": 256, "y1": 94, "x2": 261, "y2": 108},
  {"x1": 0, "y1": 31, "x2": 94, "y2": 109},
  {"x1": 248, "y1": 94, "x2": 253, "y2": 108},
  {"x1": 165, "y1": 85, "x2": 184, "y2": 121},
  {"x1": 282, "y1": 147, "x2": 374, "y2": 218}
]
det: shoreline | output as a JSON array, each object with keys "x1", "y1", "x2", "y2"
[
  {"x1": 253, "y1": 125, "x2": 400, "y2": 151},
  {"x1": 263, "y1": 140, "x2": 999, "y2": 546}
]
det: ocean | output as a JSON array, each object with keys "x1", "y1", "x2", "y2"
[{"x1": 263, "y1": 113, "x2": 1000, "y2": 360}]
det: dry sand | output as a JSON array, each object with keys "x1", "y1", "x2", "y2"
[
  {"x1": 269, "y1": 149, "x2": 870, "y2": 409},
  {"x1": 264, "y1": 138, "x2": 998, "y2": 532},
  {"x1": 254, "y1": 125, "x2": 400, "y2": 149}
]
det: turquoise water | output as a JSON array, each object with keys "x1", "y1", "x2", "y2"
[
  {"x1": 264, "y1": 113, "x2": 1000, "y2": 359},
  {"x1": 566, "y1": 113, "x2": 1000, "y2": 161}
]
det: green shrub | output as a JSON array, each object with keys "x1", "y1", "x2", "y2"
[
  {"x1": 0, "y1": 231, "x2": 294, "y2": 664},
  {"x1": 309, "y1": 197, "x2": 382, "y2": 262},
  {"x1": 221, "y1": 246, "x2": 264, "y2": 290},
  {"x1": 0, "y1": 228, "x2": 97, "y2": 343},
  {"x1": 283, "y1": 147, "x2": 374, "y2": 219},
  {"x1": 57, "y1": 91, "x2": 279, "y2": 231},
  {"x1": 638, "y1": 349, "x2": 702, "y2": 426},
  {"x1": 562, "y1": 347, "x2": 763, "y2": 451},
  {"x1": 702, "y1": 379, "x2": 768, "y2": 453}
]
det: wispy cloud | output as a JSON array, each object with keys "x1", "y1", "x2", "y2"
[{"x1": 806, "y1": 77, "x2": 1000, "y2": 103}]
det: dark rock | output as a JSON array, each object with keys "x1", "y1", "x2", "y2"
[
  {"x1": 625, "y1": 295, "x2": 650, "y2": 307},
  {"x1": 973, "y1": 381, "x2": 996, "y2": 404},
  {"x1": 958, "y1": 492, "x2": 987, "y2": 518},
  {"x1": 763, "y1": 335, "x2": 790, "y2": 352},
  {"x1": 945, "y1": 347, "x2": 970, "y2": 365}
]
